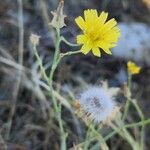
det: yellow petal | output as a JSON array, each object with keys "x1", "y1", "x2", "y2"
[
  {"x1": 127, "y1": 61, "x2": 141, "y2": 74},
  {"x1": 105, "y1": 18, "x2": 117, "y2": 29},
  {"x1": 101, "y1": 18, "x2": 117, "y2": 34},
  {"x1": 104, "y1": 27, "x2": 120, "y2": 38},
  {"x1": 75, "y1": 16, "x2": 85, "y2": 30},
  {"x1": 81, "y1": 44, "x2": 91, "y2": 55},
  {"x1": 98, "y1": 42, "x2": 113, "y2": 54},
  {"x1": 77, "y1": 34, "x2": 86, "y2": 44},
  {"x1": 100, "y1": 44, "x2": 112, "y2": 54},
  {"x1": 84, "y1": 9, "x2": 97, "y2": 27},
  {"x1": 103, "y1": 33, "x2": 120, "y2": 43},
  {"x1": 103, "y1": 48, "x2": 112, "y2": 54},
  {"x1": 84, "y1": 9, "x2": 97, "y2": 21},
  {"x1": 92, "y1": 47, "x2": 101, "y2": 57},
  {"x1": 98, "y1": 11, "x2": 108, "y2": 25},
  {"x1": 89, "y1": 9, "x2": 98, "y2": 18}
]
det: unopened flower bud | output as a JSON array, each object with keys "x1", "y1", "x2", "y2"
[
  {"x1": 49, "y1": 0, "x2": 66, "y2": 29},
  {"x1": 30, "y1": 34, "x2": 40, "y2": 46}
]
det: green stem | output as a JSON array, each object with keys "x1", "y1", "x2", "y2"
[
  {"x1": 130, "y1": 99, "x2": 145, "y2": 150},
  {"x1": 72, "y1": 119, "x2": 150, "y2": 149},
  {"x1": 58, "y1": 104, "x2": 68, "y2": 150},
  {"x1": 49, "y1": 28, "x2": 61, "y2": 83},
  {"x1": 125, "y1": 119, "x2": 150, "y2": 128},
  {"x1": 128, "y1": 72, "x2": 132, "y2": 90},
  {"x1": 89, "y1": 125, "x2": 109, "y2": 150},
  {"x1": 60, "y1": 50, "x2": 81, "y2": 58},
  {"x1": 122, "y1": 73, "x2": 132, "y2": 120},
  {"x1": 60, "y1": 36, "x2": 79, "y2": 47},
  {"x1": 83, "y1": 124, "x2": 91, "y2": 150},
  {"x1": 123, "y1": 70, "x2": 145, "y2": 149},
  {"x1": 48, "y1": 28, "x2": 67, "y2": 150},
  {"x1": 110, "y1": 122, "x2": 139, "y2": 150},
  {"x1": 105, "y1": 119, "x2": 150, "y2": 141},
  {"x1": 32, "y1": 45, "x2": 49, "y2": 82},
  {"x1": 32, "y1": 32, "x2": 81, "y2": 150},
  {"x1": 127, "y1": 72, "x2": 145, "y2": 149},
  {"x1": 33, "y1": 40, "x2": 67, "y2": 150}
]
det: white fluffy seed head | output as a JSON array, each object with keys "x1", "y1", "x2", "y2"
[{"x1": 78, "y1": 85, "x2": 119, "y2": 124}]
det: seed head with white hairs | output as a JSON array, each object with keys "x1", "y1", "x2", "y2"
[{"x1": 78, "y1": 83, "x2": 120, "y2": 124}]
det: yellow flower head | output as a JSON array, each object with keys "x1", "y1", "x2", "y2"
[
  {"x1": 127, "y1": 61, "x2": 141, "y2": 75},
  {"x1": 75, "y1": 9, "x2": 120, "y2": 57}
]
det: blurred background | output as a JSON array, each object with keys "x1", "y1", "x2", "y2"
[{"x1": 0, "y1": 0, "x2": 150, "y2": 149}]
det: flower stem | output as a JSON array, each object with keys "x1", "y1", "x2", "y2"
[
  {"x1": 122, "y1": 73, "x2": 132, "y2": 120},
  {"x1": 104, "y1": 119, "x2": 150, "y2": 141},
  {"x1": 48, "y1": 28, "x2": 67, "y2": 150},
  {"x1": 60, "y1": 36, "x2": 79, "y2": 47},
  {"x1": 89, "y1": 125, "x2": 109, "y2": 150},
  {"x1": 60, "y1": 50, "x2": 81, "y2": 58},
  {"x1": 122, "y1": 70, "x2": 145, "y2": 149},
  {"x1": 130, "y1": 99, "x2": 145, "y2": 150},
  {"x1": 49, "y1": 28, "x2": 61, "y2": 82},
  {"x1": 110, "y1": 122, "x2": 140, "y2": 150},
  {"x1": 71, "y1": 119, "x2": 150, "y2": 149},
  {"x1": 32, "y1": 45, "x2": 49, "y2": 82},
  {"x1": 32, "y1": 32, "x2": 82, "y2": 150},
  {"x1": 32, "y1": 42, "x2": 67, "y2": 150}
]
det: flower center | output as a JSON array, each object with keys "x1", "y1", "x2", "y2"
[
  {"x1": 86, "y1": 29, "x2": 102, "y2": 44},
  {"x1": 93, "y1": 97, "x2": 101, "y2": 108}
]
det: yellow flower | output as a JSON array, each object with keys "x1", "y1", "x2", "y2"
[
  {"x1": 75, "y1": 9, "x2": 120, "y2": 57},
  {"x1": 127, "y1": 61, "x2": 141, "y2": 75}
]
